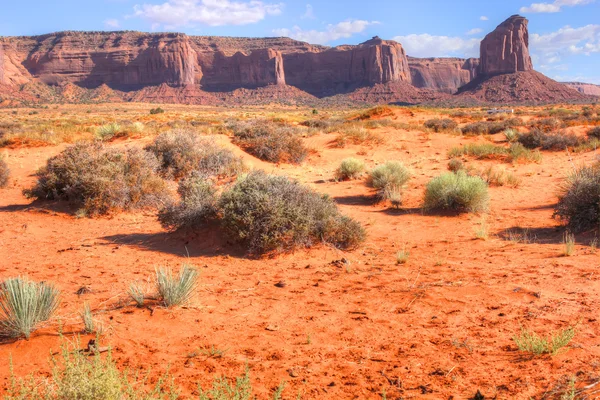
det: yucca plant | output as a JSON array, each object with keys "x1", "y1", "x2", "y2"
[
  {"x1": 156, "y1": 265, "x2": 198, "y2": 307},
  {"x1": 0, "y1": 277, "x2": 60, "y2": 339}
]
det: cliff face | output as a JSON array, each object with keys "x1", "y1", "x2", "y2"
[
  {"x1": 562, "y1": 82, "x2": 600, "y2": 97},
  {"x1": 408, "y1": 57, "x2": 479, "y2": 93},
  {"x1": 480, "y1": 15, "x2": 533, "y2": 76},
  {"x1": 283, "y1": 37, "x2": 411, "y2": 96}
]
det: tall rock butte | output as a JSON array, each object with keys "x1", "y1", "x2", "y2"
[{"x1": 479, "y1": 15, "x2": 533, "y2": 76}]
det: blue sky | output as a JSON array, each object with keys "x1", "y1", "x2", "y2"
[{"x1": 1, "y1": 0, "x2": 599, "y2": 84}]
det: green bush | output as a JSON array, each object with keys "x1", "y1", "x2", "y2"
[
  {"x1": 146, "y1": 130, "x2": 244, "y2": 179},
  {"x1": 423, "y1": 171, "x2": 489, "y2": 213},
  {"x1": 150, "y1": 107, "x2": 165, "y2": 115},
  {"x1": 336, "y1": 158, "x2": 365, "y2": 180},
  {"x1": 229, "y1": 120, "x2": 308, "y2": 164},
  {"x1": 0, "y1": 277, "x2": 60, "y2": 339},
  {"x1": 424, "y1": 118, "x2": 458, "y2": 133},
  {"x1": 219, "y1": 171, "x2": 365, "y2": 254},
  {"x1": 0, "y1": 156, "x2": 9, "y2": 188},
  {"x1": 448, "y1": 158, "x2": 465, "y2": 172},
  {"x1": 448, "y1": 143, "x2": 507, "y2": 159},
  {"x1": 367, "y1": 161, "x2": 411, "y2": 204},
  {"x1": 25, "y1": 141, "x2": 167, "y2": 216},
  {"x1": 555, "y1": 163, "x2": 600, "y2": 232},
  {"x1": 158, "y1": 174, "x2": 219, "y2": 230}
]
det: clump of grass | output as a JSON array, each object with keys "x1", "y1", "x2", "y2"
[
  {"x1": 229, "y1": 120, "x2": 308, "y2": 164},
  {"x1": 95, "y1": 122, "x2": 122, "y2": 141},
  {"x1": 128, "y1": 282, "x2": 145, "y2": 307},
  {"x1": 448, "y1": 143, "x2": 507, "y2": 160},
  {"x1": 513, "y1": 326, "x2": 575, "y2": 356},
  {"x1": 198, "y1": 366, "x2": 253, "y2": 400},
  {"x1": 474, "y1": 216, "x2": 489, "y2": 240},
  {"x1": 478, "y1": 166, "x2": 521, "y2": 187},
  {"x1": 156, "y1": 264, "x2": 198, "y2": 308},
  {"x1": 6, "y1": 338, "x2": 177, "y2": 399},
  {"x1": 146, "y1": 130, "x2": 244, "y2": 179},
  {"x1": 461, "y1": 119, "x2": 522, "y2": 135},
  {"x1": 336, "y1": 158, "x2": 365, "y2": 180},
  {"x1": 423, "y1": 171, "x2": 489, "y2": 213},
  {"x1": 150, "y1": 107, "x2": 165, "y2": 115},
  {"x1": 448, "y1": 158, "x2": 465, "y2": 172},
  {"x1": 424, "y1": 118, "x2": 458, "y2": 133},
  {"x1": 24, "y1": 142, "x2": 168, "y2": 216},
  {"x1": 396, "y1": 246, "x2": 410, "y2": 264},
  {"x1": 158, "y1": 174, "x2": 219, "y2": 231},
  {"x1": 504, "y1": 128, "x2": 519, "y2": 143},
  {"x1": 220, "y1": 170, "x2": 365, "y2": 255},
  {"x1": 334, "y1": 125, "x2": 383, "y2": 147},
  {"x1": 508, "y1": 143, "x2": 543, "y2": 163},
  {"x1": 80, "y1": 302, "x2": 95, "y2": 333},
  {"x1": 563, "y1": 232, "x2": 576, "y2": 256},
  {"x1": 0, "y1": 156, "x2": 10, "y2": 188},
  {"x1": 354, "y1": 105, "x2": 394, "y2": 120},
  {"x1": 0, "y1": 277, "x2": 60, "y2": 339},
  {"x1": 555, "y1": 163, "x2": 600, "y2": 232},
  {"x1": 367, "y1": 161, "x2": 411, "y2": 205}
]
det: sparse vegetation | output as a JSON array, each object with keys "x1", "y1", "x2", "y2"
[
  {"x1": 24, "y1": 141, "x2": 168, "y2": 216},
  {"x1": 150, "y1": 107, "x2": 165, "y2": 115},
  {"x1": 447, "y1": 158, "x2": 465, "y2": 172},
  {"x1": 146, "y1": 130, "x2": 244, "y2": 179},
  {"x1": 128, "y1": 282, "x2": 146, "y2": 307},
  {"x1": 367, "y1": 161, "x2": 411, "y2": 205},
  {"x1": 513, "y1": 326, "x2": 575, "y2": 356},
  {"x1": 229, "y1": 120, "x2": 308, "y2": 164},
  {"x1": 518, "y1": 128, "x2": 585, "y2": 151},
  {"x1": 334, "y1": 124, "x2": 383, "y2": 147},
  {"x1": 396, "y1": 246, "x2": 410, "y2": 264},
  {"x1": 424, "y1": 118, "x2": 458, "y2": 133},
  {"x1": 555, "y1": 163, "x2": 600, "y2": 232},
  {"x1": 448, "y1": 143, "x2": 507, "y2": 159},
  {"x1": 563, "y1": 232, "x2": 576, "y2": 256},
  {"x1": 336, "y1": 158, "x2": 365, "y2": 180},
  {"x1": 354, "y1": 105, "x2": 394, "y2": 120},
  {"x1": 80, "y1": 302, "x2": 95, "y2": 333},
  {"x1": 220, "y1": 171, "x2": 365, "y2": 254},
  {"x1": 95, "y1": 122, "x2": 122, "y2": 141},
  {"x1": 156, "y1": 264, "x2": 198, "y2": 307},
  {"x1": 158, "y1": 174, "x2": 219, "y2": 230},
  {"x1": 587, "y1": 126, "x2": 600, "y2": 139},
  {"x1": 0, "y1": 156, "x2": 9, "y2": 188},
  {"x1": 0, "y1": 277, "x2": 60, "y2": 339},
  {"x1": 423, "y1": 171, "x2": 489, "y2": 213}
]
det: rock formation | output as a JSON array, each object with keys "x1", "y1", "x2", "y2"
[
  {"x1": 408, "y1": 57, "x2": 479, "y2": 93},
  {"x1": 562, "y1": 82, "x2": 600, "y2": 97},
  {"x1": 479, "y1": 15, "x2": 533, "y2": 76}
]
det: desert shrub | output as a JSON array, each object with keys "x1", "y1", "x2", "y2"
[
  {"x1": 587, "y1": 127, "x2": 600, "y2": 139},
  {"x1": 0, "y1": 277, "x2": 60, "y2": 339},
  {"x1": 423, "y1": 171, "x2": 489, "y2": 213},
  {"x1": 0, "y1": 156, "x2": 9, "y2": 188},
  {"x1": 518, "y1": 129, "x2": 585, "y2": 150},
  {"x1": 6, "y1": 339, "x2": 177, "y2": 399},
  {"x1": 336, "y1": 158, "x2": 365, "y2": 180},
  {"x1": 448, "y1": 158, "x2": 465, "y2": 172},
  {"x1": 504, "y1": 128, "x2": 519, "y2": 143},
  {"x1": 424, "y1": 118, "x2": 458, "y2": 133},
  {"x1": 300, "y1": 119, "x2": 339, "y2": 130},
  {"x1": 530, "y1": 117, "x2": 562, "y2": 132},
  {"x1": 367, "y1": 161, "x2": 411, "y2": 204},
  {"x1": 508, "y1": 143, "x2": 543, "y2": 163},
  {"x1": 448, "y1": 143, "x2": 507, "y2": 159},
  {"x1": 478, "y1": 166, "x2": 521, "y2": 187},
  {"x1": 354, "y1": 105, "x2": 394, "y2": 120},
  {"x1": 150, "y1": 107, "x2": 165, "y2": 115},
  {"x1": 146, "y1": 130, "x2": 244, "y2": 179},
  {"x1": 95, "y1": 122, "x2": 122, "y2": 141},
  {"x1": 219, "y1": 171, "x2": 365, "y2": 254},
  {"x1": 156, "y1": 264, "x2": 198, "y2": 307},
  {"x1": 158, "y1": 174, "x2": 219, "y2": 230},
  {"x1": 461, "y1": 121, "x2": 489, "y2": 135},
  {"x1": 555, "y1": 164, "x2": 600, "y2": 232},
  {"x1": 229, "y1": 120, "x2": 308, "y2": 164},
  {"x1": 513, "y1": 327, "x2": 575, "y2": 356},
  {"x1": 25, "y1": 141, "x2": 167, "y2": 216},
  {"x1": 460, "y1": 119, "x2": 521, "y2": 136},
  {"x1": 334, "y1": 125, "x2": 382, "y2": 147}
]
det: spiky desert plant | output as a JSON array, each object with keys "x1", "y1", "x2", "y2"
[
  {"x1": 156, "y1": 265, "x2": 198, "y2": 307},
  {"x1": 128, "y1": 282, "x2": 146, "y2": 307},
  {"x1": 95, "y1": 123, "x2": 122, "y2": 141},
  {"x1": 0, "y1": 277, "x2": 60, "y2": 339}
]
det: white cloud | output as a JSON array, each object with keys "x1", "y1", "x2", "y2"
[
  {"x1": 467, "y1": 28, "x2": 483, "y2": 35},
  {"x1": 520, "y1": 0, "x2": 594, "y2": 13},
  {"x1": 480, "y1": 16, "x2": 489, "y2": 21},
  {"x1": 104, "y1": 19, "x2": 120, "y2": 29},
  {"x1": 273, "y1": 20, "x2": 377, "y2": 44},
  {"x1": 531, "y1": 24, "x2": 600, "y2": 57},
  {"x1": 301, "y1": 4, "x2": 315, "y2": 19},
  {"x1": 392, "y1": 34, "x2": 481, "y2": 58},
  {"x1": 132, "y1": 0, "x2": 283, "y2": 28}
]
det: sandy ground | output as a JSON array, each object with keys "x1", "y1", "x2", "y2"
[{"x1": 1, "y1": 105, "x2": 600, "y2": 399}]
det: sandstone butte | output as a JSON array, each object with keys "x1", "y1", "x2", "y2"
[{"x1": 0, "y1": 15, "x2": 593, "y2": 105}]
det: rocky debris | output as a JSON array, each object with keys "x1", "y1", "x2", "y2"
[
  {"x1": 408, "y1": 57, "x2": 479, "y2": 93},
  {"x1": 479, "y1": 15, "x2": 533, "y2": 76},
  {"x1": 457, "y1": 71, "x2": 590, "y2": 103}
]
